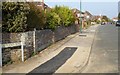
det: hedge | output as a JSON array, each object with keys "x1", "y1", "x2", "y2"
[
  {"x1": 2, "y1": 2, "x2": 76, "y2": 32},
  {"x1": 45, "y1": 10, "x2": 61, "y2": 30},
  {"x1": 53, "y1": 6, "x2": 75, "y2": 26},
  {"x1": 27, "y1": 2, "x2": 45, "y2": 31},
  {"x1": 2, "y1": 2, "x2": 30, "y2": 32}
]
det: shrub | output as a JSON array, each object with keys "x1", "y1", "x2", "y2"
[
  {"x1": 26, "y1": 2, "x2": 45, "y2": 30},
  {"x1": 101, "y1": 19, "x2": 106, "y2": 22},
  {"x1": 45, "y1": 10, "x2": 61, "y2": 30},
  {"x1": 53, "y1": 6, "x2": 75, "y2": 27},
  {"x1": 2, "y1": 2, "x2": 30, "y2": 32},
  {"x1": 86, "y1": 20, "x2": 91, "y2": 27},
  {"x1": 102, "y1": 16, "x2": 109, "y2": 22},
  {"x1": 2, "y1": 2, "x2": 75, "y2": 32}
]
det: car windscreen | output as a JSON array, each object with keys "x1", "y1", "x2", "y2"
[{"x1": 117, "y1": 21, "x2": 120, "y2": 23}]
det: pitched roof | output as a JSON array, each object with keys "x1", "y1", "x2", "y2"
[
  {"x1": 84, "y1": 11, "x2": 92, "y2": 16},
  {"x1": 71, "y1": 8, "x2": 83, "y2": 14}
]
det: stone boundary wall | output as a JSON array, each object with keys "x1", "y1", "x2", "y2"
[
  {"x1": 2, "y1": 24, "x2": 79, "y2": 65},
  {"x1": 35, "y1": 29, "x2": 54, "y2": 52}
]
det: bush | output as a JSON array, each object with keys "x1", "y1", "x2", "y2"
[
  {"x1": 27, "y1": 3, "x2": 45, "y2": 30},
  {"x1": 45, "y1": 10, "x2": 61, "y2": 30},
  {"x1": 2, "y1": 2, "x2": 30, "y2": 32},
  {"x1": 102, "y1": 16, "x2": 109, "y2": 22},
  {"x1": 101, "y1": 19, "x2": 106, "y2": 22},
  {"x1": 53, "y1": 6, "x2": 75, "y2": 27},
  {"x1": 2, "y1": 2, "x2": 75, "y2": 32}
]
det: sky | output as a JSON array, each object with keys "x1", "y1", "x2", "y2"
[
  {"x1": 32, "y1": 0, "x2": 119, "y2": 2},
  {"x1": 38, "y1": 0, "x2": 119, "y2": 19}
]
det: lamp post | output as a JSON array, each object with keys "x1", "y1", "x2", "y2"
[
  {"x1": 42, "y1": 0, "x2": 44, "y2": 10},
  {"x1": 80, "y1": 0, "x2": 82, "y2": 33}
]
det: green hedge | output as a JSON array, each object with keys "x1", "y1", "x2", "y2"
[
  {"x1": 45, "y1": 10, "x2": 61, "y2": 30},
  {"x1": 2, "y1": 2, "x2": 75, "y2": 32},
  {"x1": 45, "y1": 6, "x2": 75, "y2": 30},
  {"x1": 53, "y1": 6, "x2": 75, "y2": 26},
  {"x1": 2, "y1": 2, "x2": 30, "y2": 32},
  {"x1": 27, "y1": 3, "x2": 45, "y2": 31}
]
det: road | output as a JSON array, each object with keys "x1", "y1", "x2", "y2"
[{"x1": 81, "y1": 24, "x2": 119, "y2": 73}]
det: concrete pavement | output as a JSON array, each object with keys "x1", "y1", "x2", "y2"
[
  {"x1": 55, "y1": 25, "x2": 98, "y2": 73},
  {"x1": 2, "y1": 25, "x2": 99, "y2": 73},
  {"x1": 0, "y1": 67, "x2": 2, "y2": 74}
]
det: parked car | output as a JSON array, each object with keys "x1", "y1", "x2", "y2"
[
  {"x1": 101, "y1": 22, "x2": 105, "y2": 25},
  {"x1": 116, "y1": 20, "x2": 120, "y2": 26}
]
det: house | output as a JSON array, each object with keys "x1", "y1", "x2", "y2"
[
  {"x1": 112, "y1": 17, "x2": 118, "y2": 22},
  {"x1": 71, "y1": 9, "x2": 93, "y2": 28},
  {"x1": 34, "y1": 2, "x2": 51, "y2": 11},
  {"x1": 83, "y1": 11, "x2": 93, "y2": 21},
  {"x1": 92, "y1": 15, "x2": 101, "y2": 21},
  {"x1": 72, "y1": 8, "x2": 85, "y2": 17},
  {"x1": 71, "y1": 8, "x2": 84, "y2": 24},
  {"x1": 26, "y1": 0, "x2": 51, "y2": 11}
]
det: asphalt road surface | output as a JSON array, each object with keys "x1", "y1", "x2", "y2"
[
  {"x1": 28, "y1": 47, "x2": 77, "y2": 74},
  {"x1": 82, "y1": 24, "x2": 119, "y2": 73}
]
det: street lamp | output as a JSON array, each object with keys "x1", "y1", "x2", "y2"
[
  {"x1": 99, "y1": 14, "x2": 102, "y2": 24},
  {"x1": 42, "y1": 0, "x2": 44, "y2": 10},
  {"x1": 80, "y1": 0, "x2": 82, "y2": 33}
]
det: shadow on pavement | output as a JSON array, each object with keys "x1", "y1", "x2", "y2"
[{"x1": 27, "y1": 47, "x2": 77, "y2": 74}]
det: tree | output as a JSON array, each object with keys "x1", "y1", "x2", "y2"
[
  {"x1": 45, "y1": 10, "x2": 61, "y2": 30},
  {"x1": 118, "y1": 13, "x2": 120, "y2": 20},
  {"x1": 53, "y1": 6, "x2": 75, "y2": 26},
  {"x1": 2, "y1": 2, "x2": 30, "y2": 33},
  {"x1": 102, "y1": 16, "x2": 109, "y2": 22},
  {"x1": 27, "y1": 2, "x2": 45, "y2": 30}
]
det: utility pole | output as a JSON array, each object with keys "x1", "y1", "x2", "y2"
[
  {"x1": 42, "y1": 0, "x2": 44, "y2": 10},
  {"x1": 80, "y1": 0, "x2": 82, "y2": 33},
  {"x1": 98, "y1": 14, "x2": 101, "y2": 24}
]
